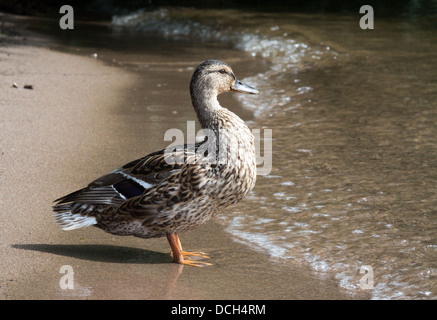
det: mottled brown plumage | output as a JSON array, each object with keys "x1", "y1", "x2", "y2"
[{"x1": 53, "y1": 60, "x2": 259, "y2": 266}]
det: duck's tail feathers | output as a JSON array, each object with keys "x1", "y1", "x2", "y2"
[{"x1": 53, "y1": 203, "x2": 98, "y2": 231}]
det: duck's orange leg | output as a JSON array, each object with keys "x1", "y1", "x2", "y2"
[{"x1": 166, "y1": 233, "x2": 212, "y2": 267}]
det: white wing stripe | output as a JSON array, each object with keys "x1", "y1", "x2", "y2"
[{"x1": 119, "y1": 172, "x2": 154, "y2": 190}]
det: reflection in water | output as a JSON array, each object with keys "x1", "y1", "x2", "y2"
[{"x1": 110, "y1": 8, "x2": 437, "y2": 299}]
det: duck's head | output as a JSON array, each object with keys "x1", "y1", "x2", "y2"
[{"x1": 190, "y1": 60, "x2": 259, "y2": 99}]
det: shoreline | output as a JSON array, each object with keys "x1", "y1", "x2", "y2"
[{"x1": 0, "y1": 13, "x2": 367, "y2": 299}]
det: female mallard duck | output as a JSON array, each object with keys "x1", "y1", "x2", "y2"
[{"x1": 53, "y1": 60, "x2": 259, "y2": 267}]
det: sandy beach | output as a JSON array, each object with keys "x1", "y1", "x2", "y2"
[{"x1": 0, "y1": 14, "x2": 367, "y2": 300}]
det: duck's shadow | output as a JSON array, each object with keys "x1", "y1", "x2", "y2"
[{"x1": 13, "y1": 244, "x2": 170, "y2": 264}]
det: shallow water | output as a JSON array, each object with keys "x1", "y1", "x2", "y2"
[
  {"x1": 110, "y1": 8, "x2": 437, "y2": 299},
  {"x1": 35, "y1": 6, "x2": 437, "y2": 299}
]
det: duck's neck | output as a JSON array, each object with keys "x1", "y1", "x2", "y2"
[
  {"x1": 191, "y1": 87, "x2": 255, "y2": 151},
  {"x1": 190, "y1": 86, "x2": 256, "y2": 188},
  {"x1": 191, "y1": 89, "x2": 222, "y2": 130}
]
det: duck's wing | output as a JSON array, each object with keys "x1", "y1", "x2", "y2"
[
  {"x1": 54, "y1": 147, "x2": 190, "y2": 207},
  {"x1": 108, "y1": 144, "x2": 208, "y2": 220},
  {"x1": 53, "y1": 142, "x2": 204, "y2": 230}
]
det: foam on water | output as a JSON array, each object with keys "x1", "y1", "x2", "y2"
[{"x1": 112, "y1": 8, "x2": 336, "y2": 118}]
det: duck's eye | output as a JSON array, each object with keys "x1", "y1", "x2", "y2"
[{"x1": 218, "y1": 69, "x2": 227, "y2": 74}]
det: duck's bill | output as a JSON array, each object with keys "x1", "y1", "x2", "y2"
[{"x1": 232, "y1": 79, "x2": 259, "y2": 95}]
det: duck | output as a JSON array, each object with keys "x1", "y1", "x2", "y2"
[{"x1": 53, "y1": 59, "x2": 259, "y2": 267}]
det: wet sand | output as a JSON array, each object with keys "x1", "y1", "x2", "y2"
[{"x1": 0, "y1": 14, "x2": 367, "y2": 300}]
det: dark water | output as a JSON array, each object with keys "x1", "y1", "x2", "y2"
[{"x1": 33, "y1": 6, "x2": 437, "y2": 299}]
